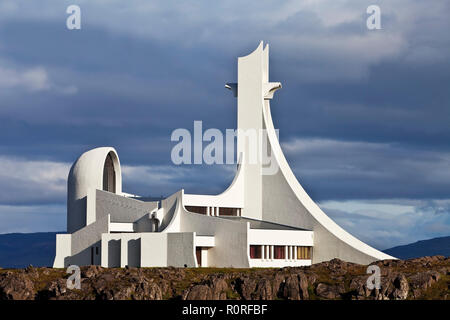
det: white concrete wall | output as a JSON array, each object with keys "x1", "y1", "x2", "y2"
[
  {"x1": 180, "y1": 204, "x2": 250, "y2": 268},
  {"x1": 140, "y1": 233, "x2": 168, "y2": 267},
  {"x1": 102, "y1": 233, "x2": 158, "y2": 267},
  {"x1": 101, "y1": 232, "x2": 196, "y2": 268},
  {"x1": 53, "y1": 234, "x2": 72, "y2": 268},
  {"x1": 101, "y1": 234, "x2": 121, "y2": 267},
  {"x1": 167, "y1": 232, "x2": 196, "y2": 267},
  {"x1": 195, "y1": 235, "x2": 215, "y2": 247},
  {"x1": 248, "y1": 229, "x2": 313, "y2": 246},
  {"x1": 70, "y1": 214, "x2": 110, "y2": 266},
  {"x1": 117, "y1": 234, "x2": 142, "y2": 267},
  {"x1": 95, "y1": 189, "x2": 158, "y2": 223},
  {"x1": 159, "y1": 190, "x2": 183, "y2": 232},
  {"x1": 110, "y1": 222, "x2": 134, "y2": 232}
]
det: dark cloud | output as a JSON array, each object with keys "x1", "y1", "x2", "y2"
[
  {"x1": 0, "y1": 1, "x2": 449, "y2": 244},
  {"x1": 284, "y1": 138, "x2": 450, "y2": 201}
]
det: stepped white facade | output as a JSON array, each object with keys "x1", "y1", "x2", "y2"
[{"x1": 53, "y1": 42, "x2": 395, "y2": 268}]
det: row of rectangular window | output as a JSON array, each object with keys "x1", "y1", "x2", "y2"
[
  {"x1": 249, "y1": 245, "x2": 312, "y2": 260},
  {"x1": 185, "y1": 205, "x2": 242, "y2": 216}
]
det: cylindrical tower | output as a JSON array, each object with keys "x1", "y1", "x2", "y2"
[{"x1": 67, "y1": 147, "x2": 122, "y2": 233}]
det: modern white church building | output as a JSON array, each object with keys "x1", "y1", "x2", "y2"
[{"x1": 53, "y1": 42, "x2": 395, "y2": 268}]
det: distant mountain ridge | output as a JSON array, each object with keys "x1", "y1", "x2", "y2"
[
  {"x1": 384, "y1": 236, "x2": 450, "y2": 259},
  {"x1": 0, "y1": 232, "x2": 448, "y2": 268},
  {"x1": 0, "y1": 232, "x2": 59, "y2": 268}
]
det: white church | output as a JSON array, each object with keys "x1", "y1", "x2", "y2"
[{"x1": 53, "y1": 42, "x2": 395, "y2": 268}]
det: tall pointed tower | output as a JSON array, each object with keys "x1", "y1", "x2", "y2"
[
  {"x1": 226, "y1": 42, "x2": 281, "y2": 220},
  {"x1": 228, "y1": 42, "x2": 393, "y2": 264}
]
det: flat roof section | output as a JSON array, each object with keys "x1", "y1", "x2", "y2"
[{"x1": 218, "y1": 216, "x2": 311, "y2": 231}]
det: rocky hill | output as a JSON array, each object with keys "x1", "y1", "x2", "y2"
[{"x1": 0, "y1": 256, "x2": 448, "y2": 300}]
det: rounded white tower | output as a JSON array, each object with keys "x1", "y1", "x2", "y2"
[{"x1": 67, "y1": 147, "x2": 122, "y2": 233}]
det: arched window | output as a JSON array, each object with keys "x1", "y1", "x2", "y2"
[{"x1": 103, "y1": 153, "x2": 116, "y2": 193}]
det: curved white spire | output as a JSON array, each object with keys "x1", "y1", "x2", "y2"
[{"x1": 231, "y1": 42, "x2": 395, "y2": 263}]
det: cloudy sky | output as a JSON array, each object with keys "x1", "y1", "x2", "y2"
[{"x1": 0, "y1": 0, "x2": 449, "y2": 250}]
